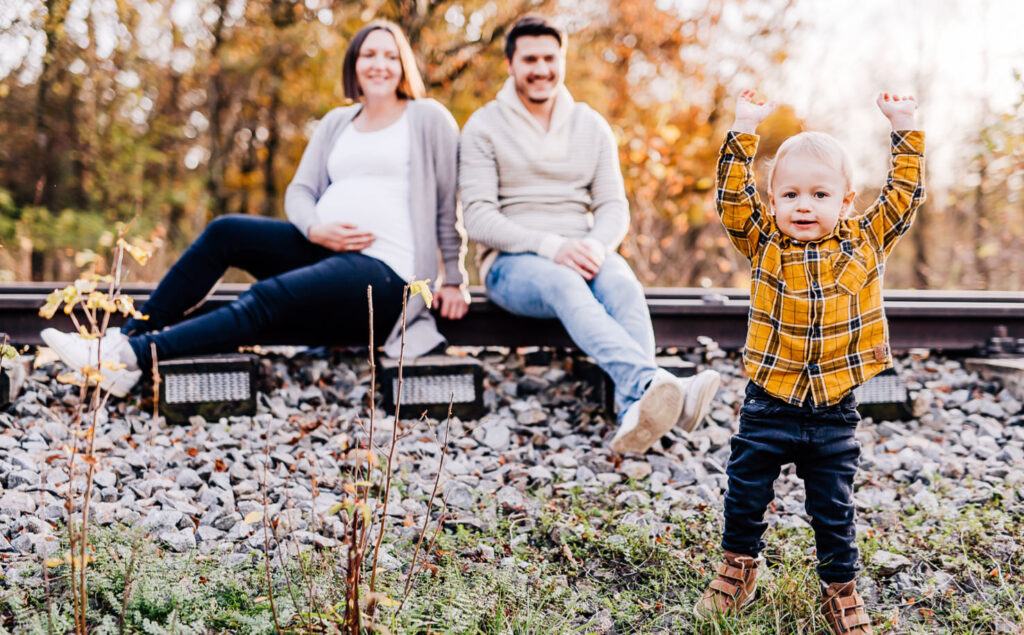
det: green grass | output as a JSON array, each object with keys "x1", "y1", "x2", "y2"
[{"x1": 1, "y1": 475, "x2": 1021, "y2": 634}]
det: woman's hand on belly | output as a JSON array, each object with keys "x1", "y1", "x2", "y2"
[
  {"x1": 434, "y1": 285, "x2": 470, "y2": 320},
  {"x1": 308, "y1": 222, "x2": 377, "y2": 252}
]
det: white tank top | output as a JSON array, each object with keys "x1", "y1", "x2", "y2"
[{"x1": 314, "y1": 110, "x2": 414, "y2": 281}]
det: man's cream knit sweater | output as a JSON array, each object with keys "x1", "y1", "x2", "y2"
[{"x1": 459, "y1": 79, "x2": 630, "y2": 276}]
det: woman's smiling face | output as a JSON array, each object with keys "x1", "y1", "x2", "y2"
[{"x1": 355, "y1": 29, "x2": 402, "y2": 100}]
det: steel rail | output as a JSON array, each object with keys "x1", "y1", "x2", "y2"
[{"x1": 1, "y1": 283, "x2": 1021, "y2": 352}]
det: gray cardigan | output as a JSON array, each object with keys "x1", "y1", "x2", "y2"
[{"x1": 284, "y1": 99, "x2": 468, "y2": 358}]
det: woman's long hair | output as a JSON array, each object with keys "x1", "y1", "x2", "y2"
[{"x1": 342, "y1": 21, "x2": 426, "y2": 101}]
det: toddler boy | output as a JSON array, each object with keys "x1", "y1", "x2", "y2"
[{"x1": 695, "y1": 91, "x2": 925, "y2": 635}]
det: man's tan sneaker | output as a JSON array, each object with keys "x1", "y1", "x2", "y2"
[
  {"x1": 610, "y1": 370, "x2": 684, "y2": 454},
  {"x1": 821, "y1": 581, "x2": 873, "y2": 634},
  {"x1": 693, "y1": 551, "x2": 759, "y2": 619}
]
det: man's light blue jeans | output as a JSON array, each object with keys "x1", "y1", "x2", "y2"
[{"x1": 486, "y1": 252, "x2": 658, "y2": 416}]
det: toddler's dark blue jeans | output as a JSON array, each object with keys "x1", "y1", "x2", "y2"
[
  {"x1": 722, "y1": 381, "x2": 862, "y2": 583},
  {"x1": 121, "y1": 215, "x2": 405, "y2": 369}
]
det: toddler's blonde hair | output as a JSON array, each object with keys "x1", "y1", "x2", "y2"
[{"x1": 766, "y1": 131, "x2": 854, "y2": 196}]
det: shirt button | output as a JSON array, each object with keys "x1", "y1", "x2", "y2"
[
  {"x1": 807, "y1": 363, "x2": 819, "y2": 372},
  {"x1": 811, "y1": 281, "x2": 819, "y2": 288}
]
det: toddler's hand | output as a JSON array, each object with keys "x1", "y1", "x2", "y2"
[
  {"x1": 877, "y1": 93, "x2": 917, "y2": 130},
  {"x1": 732, "y1": 90, "x2": 776, "y2": 134}
]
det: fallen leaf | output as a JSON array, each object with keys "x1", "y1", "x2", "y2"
[{"x1": 243, "y1": 511, "x2": 263, "y2": 524}]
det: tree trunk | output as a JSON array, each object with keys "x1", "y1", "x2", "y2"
[
  {"x1": 206, "y1": 0, "x2": 230, "y2": 218},
  {"x1": 34, "y1": 0, "x2": 72, "y2": 210}
]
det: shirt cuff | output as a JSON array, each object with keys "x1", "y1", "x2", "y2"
[
  {"x1": 292, "y1": 218, "x2": 314, "y2": 240},
  {"x1": 537, "y1": 234, "x2": 567, "y2": 260},
  {"x1": 582, "y1": 238, "x2": 608, "y2": 266},
  {"x1": 724, "y1": 131, "x2": 759, "y2": 159},
  {"x1": 891, "y1": 130, "x2": 925, "y2": 156}
]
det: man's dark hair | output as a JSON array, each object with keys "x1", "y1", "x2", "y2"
[{"x1": 504, "y1": 15, "x2": 565, "y2": 60}]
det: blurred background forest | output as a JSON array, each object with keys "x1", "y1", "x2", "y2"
[{"x1": 0, "y1": 0, "x2": 1021, "y2": 288}]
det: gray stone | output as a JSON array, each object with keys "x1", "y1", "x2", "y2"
[
  {"x1": 912, "y1": 490, "x2": 939, "y2": 513},
  {"x1": 870, "y1": 550, "x2": 912, "y2": 576},
  {"x1": 527, "y1": 465, "x2": 554, "y2": 485},
  {"x1": 0, "y1": 491, "x2": 36, "y2": 514},
  {"x1": 516, "y1": 409, "x2": 548, "y2": 425},
  {"x1": 496, "y1": 485, "x2": 526, "y2": 511},
  {"x1": 141, "y1": 510, "x2": 184, "y2": 533},
  {"x1": 176, "y1": 468, "x2": 203, "y2": 489},
  {"x1": 159, "y1": 529, "x2": 196, "y2": 553},
  {"x1": 575, "y1": 465, "x2": 596, "y2": 483},
  {"x1": 551, "y1": 452, "x2": 578, "y2": 469},
  {"x1": 6, "y1": 470, "x2": 40, "y2": 489},
  {"x1": 443, "y1": 481, "x2": 476, "y2": 510},
  {"x1": 196, "y1": 526, "x2": 224, "y2": 542},
  {"x1": 620, "y1": 459, "x2": 652, "y2": 481},
  {"x1": 93, "y1": 470, "x2": 116, "y2": 488},
  {"x1": 474, "y1": 418, "x2": 511, "y2": 451}
]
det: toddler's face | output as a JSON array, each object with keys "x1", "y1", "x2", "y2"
[{"x1": 769, "y1": 152, "x2": 854, "y2": 242}]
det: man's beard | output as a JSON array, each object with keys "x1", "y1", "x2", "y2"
[{"x1": 517, "y1": 76, "x2": 557, "y2": 104}]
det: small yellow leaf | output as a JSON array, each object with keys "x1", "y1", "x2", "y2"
[
  {"x1": 118, "y1": 238, "x2": 152, "y2": 265},
  {"x1": 0, "y1": 343, "x2": 17, "y2": 361},
  {"x1": 56, "y1": 373, "x2": 84, "y2": 386},
  {"x1": 73, "y1": 279, "x2": 96, "y2": 294},
  {"x1": 356, "y1": 502, "x2": 372, "y2": 527},
  {"x1": 44, "y1": 558, "x2": 64, "y2": 568},
  {"x1": 72, "y1": 425, "x2": 96, "y2": 438},
  {"x1": 81, "y1": 366, "x2": 105, "y2": 383},
  {"x1": 38, "y1": 290, "x2": 62, "y2": 319},
  {"x1": 86, "y1": 291, "x2": 105, "y2": 310},
  {"x1": 365, "y1": 591, "x2": 399, "y2": 607},
  {"x1": 116, "y1": 296, "x2": 148, "y2": 320},
  {"x1": 409, "y1": 279, "x2": 433, "y2": 309},
  {"x1": 100, "y1": 360, "x2": 127, "y2": 371},
  {"x1": 243, "y1": 510, "x2": 264, "y2": 524}
]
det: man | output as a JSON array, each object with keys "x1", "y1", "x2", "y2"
[{"x1": 459, "y1": 15, "x2": 720, "y2": 454}]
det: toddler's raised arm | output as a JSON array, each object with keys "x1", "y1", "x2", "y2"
[
  {"x1": 715, "y1": 91, "x2": 777, "y2": 260},
  {"x1": 859, "y1": 94, "x2": 926, "y2": 257}
]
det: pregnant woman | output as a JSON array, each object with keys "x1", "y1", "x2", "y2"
[{"x1": 42, "y1": 20, "x2": 469, "y2": 396}]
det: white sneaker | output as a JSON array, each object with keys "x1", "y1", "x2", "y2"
[
  {"x1": 676, "y1": 369, "x2": 722, "y2": 432},
  {"x1": 610, "y1": 369, "x2": 685, "y2": 454},
  {"x1": 40, "y1": 328, "x2": 141, "y2": 397}
]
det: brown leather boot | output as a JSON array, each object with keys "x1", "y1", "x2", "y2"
[
  {"x1": 693, "y1": 551, "x2": 759, "y2": 619},
  {"x1": 821, "y1": 581, "x2": 873, "y2": 634}
]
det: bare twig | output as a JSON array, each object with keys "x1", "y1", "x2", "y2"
[
  {"x1": 38, "y1": 488, "x2": 54, "y2": 635},
  {"x1": 398, "y1": 397, "x2": 454, "y2": 614},
  {"x1": 118, "y1": 533, "x2": 143, "y2": 635},
  {"x1": 369, "y1": 285, "x2": 409, "y2": 593},
  {"x1": 150, "y1": 342, "x2": 160, "y2": 419},
  {"x1": 364, "y1": 285, "x2": 376, "y2": 505},
  {"x1": 260, "y1": 425, "x2": 282, "y2": 633}
]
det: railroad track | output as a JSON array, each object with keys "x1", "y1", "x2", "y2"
[{"x1": 2, "y1": 283, "x2": 1023, "y2": 353}]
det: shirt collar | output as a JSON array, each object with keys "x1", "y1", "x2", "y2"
[{"x1": 496, "y1": 77, "x2": 575, "y2": 135}]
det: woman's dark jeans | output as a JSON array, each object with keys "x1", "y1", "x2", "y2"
[
  {"x1": 122, "y1": 215, "x2": 405, "y2": 369},
  {"x1": 722, "y1": 381, "x2": 862, "y2": 584}
]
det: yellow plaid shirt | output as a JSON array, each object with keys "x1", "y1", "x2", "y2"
[{"x1": 716, "y1": 130, "x2": 926, "y2": 406}]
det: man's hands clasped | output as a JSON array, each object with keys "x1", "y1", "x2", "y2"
[
  {"x1": 433, "y1": 285, "x2": 470, "y2": 320},
  {"x1": 554, "y1": 239, "x2": 605, "y2": 281}
]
